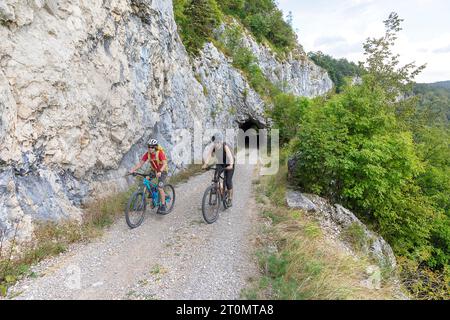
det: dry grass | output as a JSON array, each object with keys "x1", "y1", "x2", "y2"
[
  {"x1": 168, "y1": 164, "x2": 204, "y2": 186},
  {"x1": 276, "y1": 217, "x2": 399, "y2": 300},
  {"x1": 243, "y1": 164, "x2": 401, "y2": 300}
]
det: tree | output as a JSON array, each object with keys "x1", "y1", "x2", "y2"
[
  {"x1": 186, "y1": 0, "x2": 222, "y2": 39},
  {"x1": 361, "y1": 13, "x2": 426, "y2": 103},
  {"x1": 270, "y1": 94, "x2": 309, "y2": 145},
  {"x1": 286, "y1": 11, "x2": 294, "y2": 27},
  {"x1": 217, "y1": 0, "x2": 297, "y2": 52}
]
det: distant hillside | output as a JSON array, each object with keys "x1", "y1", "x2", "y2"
[
  {"x1": 421, "y1": 80, "x2": 450, "y2": 90},
  {"x1": 414, "y1": 81, "x2": 450, "y2": 124}
]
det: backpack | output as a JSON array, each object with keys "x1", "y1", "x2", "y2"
[
  {"x1": 214, "y1": 142, "x2": 234, "y2": 166},
  {"x1": 148, "y1": 145, "x2": 169, "y2": 172}
]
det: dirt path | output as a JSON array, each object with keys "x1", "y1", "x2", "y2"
[{"x1": 8, "y1": 162, "x2": 260, "y2": 300}]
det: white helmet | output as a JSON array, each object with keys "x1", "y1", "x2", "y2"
[{"x1": 148, "y1": 139, "x2": 158, "y2": 147}]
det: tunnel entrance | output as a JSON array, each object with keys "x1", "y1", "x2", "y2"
[{"x1": 238, "y1": 118, "x2": 264, "y2": 150}]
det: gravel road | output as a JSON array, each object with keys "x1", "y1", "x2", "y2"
[{"x1": 8, "y1": 162, "x2": 260, "y2": 300}]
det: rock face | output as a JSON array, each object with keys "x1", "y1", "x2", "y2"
[
  {"x1": 216, "y1": 22, "x2": 333, "y2": 98},
  {"x1": 241, "y1": 35, "x2": 332, "y2": 98},
  {"x1": 0, "y1": 0, "x2": 332, "y2": 241},
  {"x1": 286, "y1": 190, "x2": 397, "y2": 270}
]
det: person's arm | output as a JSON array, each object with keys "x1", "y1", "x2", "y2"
[
  {"x1": 224, "y1": 145, "x2": 234, "y2": 170},
  {"x1": 130, "y1": 154, "x2": 147, "y2": 173},
  {"x1": 202, "y1": 143, "x2": 214, "y2": 169},
  {"x1": 159, "y1": 160, "x2": 168, "y2": 173},
  {"x1": 130, "y1": 160, "x2": 145, "y2": 173},
  {"x1": 156, "y1": 159, "x2": 168, "y2": 178}
]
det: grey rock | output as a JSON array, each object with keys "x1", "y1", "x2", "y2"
[
  {"x1": 287, "y1": 153, "x2": 301, "y2": 181},
  {"x1": 286, "y1": 190, "x2": 317, "y2": 212},
  {"x1": 369, "y1": 236, "x2": 397, "y2": 269},
  {"x1": 332, "y1": 204, "x2": 361, "y2": 227}
]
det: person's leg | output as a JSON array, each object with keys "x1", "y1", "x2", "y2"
[
  {"x1": 158, "y1": 173, "x2": 167, "y2": 209},
  {"x1": 225, "y1": 167, "x2": 234, "y2": 204},
  {"x1": 158, "y1": 187, "x2": 166, "y2": 205},
  {"x1": 216, "y1": 165, "x2": 224, "y2": 196}
]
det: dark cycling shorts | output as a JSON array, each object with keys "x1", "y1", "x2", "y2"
[{"x1": 216, "y1": 165, "x2": 234, "y2": 190}]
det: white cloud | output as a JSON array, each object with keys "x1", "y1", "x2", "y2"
[
  {"x1": 314, "y1": 36, "x2": 347, "y2": 47},
  {"x1": 434, "y1": 45, "x2": 450, "y2": 54}
]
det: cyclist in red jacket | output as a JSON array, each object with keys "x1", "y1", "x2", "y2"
[{"x1": 130, "y1": 139, "x2": 168, "y2": 214}]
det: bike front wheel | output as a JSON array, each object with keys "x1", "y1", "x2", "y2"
[
  {"x1": 202, "y1": 185, "x2": 221, "y2": 224},
  {"x1": 125, "y1": 191, "x2": 147, "y2": 229}
]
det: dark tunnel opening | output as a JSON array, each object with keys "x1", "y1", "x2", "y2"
[{"x1": 238, "y1": 118, "x2": 264, "y2": 150}]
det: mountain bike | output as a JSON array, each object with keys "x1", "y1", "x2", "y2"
[
  {"x1": 201, "y1": 166, "x2": 231, "y2": 224},
  {"x1": 124, "y1": 172, "x2": 175, "y2": 229}
]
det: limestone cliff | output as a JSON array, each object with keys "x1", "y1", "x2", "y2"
[{"x1": 0, "y1": 0, "x2": 332, "y2": 241}]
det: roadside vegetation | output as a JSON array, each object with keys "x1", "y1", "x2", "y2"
[
  {"x1": 269, "y1": 14, "x2": 449, "y2": 300},
  {"x1": 0, "y1": 190, "x2": 132, "y2": 297},
  {"x1": 242, "y1": 159, "x2": 402, "y2": 300}
]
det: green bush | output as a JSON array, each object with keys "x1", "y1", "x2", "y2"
[
  {"x1": 269, "y1": 93, "x2": 310, "y2": 145},
  {"x1": 217, "y1": 0, "x2": 297, "y2": 53},
  {"x1": 289, "y1": 81, "x2": 439, "y2": 259},
  {"x1": 232, "y1": 46, "x2": 256, "y2": 70},
  {"x1": 175, "y1": 0, "x2": 298, "y2": 56},
  {"x1": 398, "y1": 257, "x2": 450, "y2": 300},
  {"x1": 174, "y1": 0, "x2": 222, "y2": 55}
]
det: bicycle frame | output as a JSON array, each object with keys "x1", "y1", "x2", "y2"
[
  {"x1": 143, "y1": 178, "x2": 161, "y2": 207},
  {"x1": 211, "y1": 167, "x2": 228, "y2": 198},
  {"x1": 132, "y1": 173, "x2": 169, "y2": 208}
]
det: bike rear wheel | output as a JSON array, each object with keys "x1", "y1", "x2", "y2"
[
  {"x1": 125, "y1": 191, "x2": 146, "y2": 229},
  {"x1": 202, "y1": 185, "x2": 221, "y2": 224}
]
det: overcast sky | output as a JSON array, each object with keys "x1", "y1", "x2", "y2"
[{"x1": 277, "y1": 0, "x2": 450, "y2": 83}]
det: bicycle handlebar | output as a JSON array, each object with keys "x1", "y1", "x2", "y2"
[
  {"x1": 126, "y1": 172, "x2": 156, "y2": 178},
  {"x1": 204, "y1": 165, "x2": 233, "y2": 171}
]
